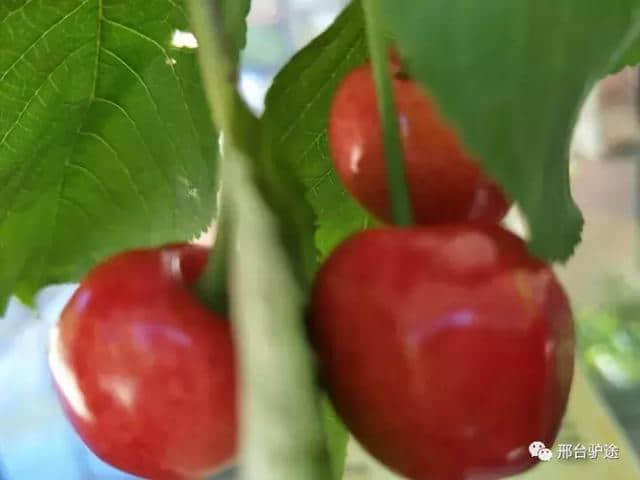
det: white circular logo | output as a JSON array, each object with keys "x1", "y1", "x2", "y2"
[
  {"x1": 529, "y1": 441, "x2": 546, "y2": 458},
  {"x1": 529, "y1": 441, "x2": 553, "y2": 462},
  {"x1": 538, "y1": 448, "x2": 553, "y2": 462}
]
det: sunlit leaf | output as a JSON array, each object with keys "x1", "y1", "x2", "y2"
[
  {"x1": 0, "y1": 0, "x2": 217, "y2": 308},
  {"x1": 262, "y1": 2, "x2": 375, "y2": 260}
]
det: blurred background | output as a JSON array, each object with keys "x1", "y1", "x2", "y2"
[{"x1": 3, "y1": 1, "x2": 640, "y2": 478}]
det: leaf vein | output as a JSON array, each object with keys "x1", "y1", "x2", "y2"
[
  {"x1": 91, "y1": 0, "x2": 102, "y2": 99},
  {"x1": 93, "y1": 95, "x2": 176, "y2": 220},
  {"x1": 100, "y1": 46, "x2": 182, "y2": 228},
  {"x1": 101, "y1": 16, "x2": 208, "y2": 184},
  {"x1": 0, "y1": 0, "x2": 35, "y2": 26},
  {"x1": 76, "y1": 130, "x2": 151, "y2": 219},
  {"x1": 66, "y1": 162, "x2": 117, "y2": 206},
  {"x1": 0, "y1": 41, "x2": 92, "y2": 162},
  {"x1": 60, "y1": 196, "x2": 92, "y2": 224},
  {"x1": 0, "y1": 0, "x2": 90, "y2": 83},
  {"x1": 297, "y1": 129, "x2": 327, "y2": 170},
  {"x1": 277, "y1": 31, "x2": 364, "y2": 144}
]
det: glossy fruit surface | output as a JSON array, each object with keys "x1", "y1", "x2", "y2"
[
  {"x1": 49, "y1": 244, "x2": 236, "y2": 479},
  {"x1": 310, "y1": 225, "x2": 574, "y2": 480},
  {"x1": 328, "y1": 62, "x2": 510, "y2": 224}
]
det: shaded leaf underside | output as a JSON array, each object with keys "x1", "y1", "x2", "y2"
[{"x1": 383, "y1": 0, "x2": 640, "y2": 261}]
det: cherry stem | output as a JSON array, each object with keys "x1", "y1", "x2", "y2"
[
  {"x1": 362, "y1": 0, "x2": 414, "y2": 226},
  {"x1": 187, "y1": 1, "x2": 237, "y2": 135},
  {"x1": 187, "y1": 0, "x2": 257, "y2": 313},
  {"x1": 195, "y1": 189, "x2": 230, "y2": 313}
]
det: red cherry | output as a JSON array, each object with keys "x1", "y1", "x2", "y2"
[
  {"x1": 310, "y1": 225, "x2": 573, "y2": 480},
  {"x1": 49, "y1": 244, "x2": 236, "y2": 479},
  {"x1": 328, "y1": 62, "x2": 510, "y2": 225}
]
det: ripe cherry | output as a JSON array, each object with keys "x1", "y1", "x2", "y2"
[
  {"x1": 310, "y1": 224, "x2": 574, "y2": 480},
  {"x1": 328, "y1": 62, "x2": 510, "y2": 225},
  {"x1": 49, "y1": 244, "x2": 236, "y2": 479}
]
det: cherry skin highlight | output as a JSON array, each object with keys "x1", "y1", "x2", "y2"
[
  {"x1": 310, "y1": 224, "x2": 574, "y2": 480},
  {"x1": 49, "y1": 244, "x2": 236, "y2": 480},
  {"x1": 328, "y1": 62, "x2": 510, "y2": 224}
]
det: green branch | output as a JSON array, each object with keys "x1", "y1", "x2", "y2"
[
  {"x1": 186, "y1": 1, "x2": 237, "y2": 135},
  {"x1": 362, "y1": 0, "x2": 413, "y2": 226},
  {"x1": 194, "y1": 190, "x2": 230, "y2": 313},
  {"x1": 186, "y1": 4, "x2": 333, "y2": 479},
  {"x1": 187, "y1": 1, "x2": 257, "y2": 312}
]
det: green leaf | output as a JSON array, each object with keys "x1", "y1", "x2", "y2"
[
  {"x1": 225, "y1": 149, "x2": 332, "y2": 480},
  {"x1": 222, "y1": 0, "x2": 251, "y2": 58},
  {"x1": 262, "y1": 1, "x2": 376, "y2": 260},
  {"x1": 321, "y1": 395, "x2": 349, "y2": 479},
  {"x1": 0, "y1": 0, "x2": 217, "y2": 307},
  {"x1": 382, "y1": 0, "x2": 640, "y2": 261},
  {"x1": 257, "y1": 102, "x2": 318, "y2": 288},
  {"x1": 608, "y1": 26, "x2": 640, "y2": 74}
]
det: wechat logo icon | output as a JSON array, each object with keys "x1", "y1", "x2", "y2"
[{"x1": 529, "y1": 441, "x2": 553, "y2": 462}]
